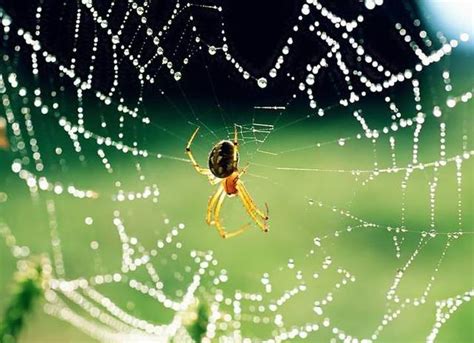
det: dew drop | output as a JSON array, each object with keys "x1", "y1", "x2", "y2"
[
  {"x1": 302, "y1": 4, "x2": 310, "y2": 15},
  {"x1": 0, "y1": 192, "x2": 7, "y2": 202},
  {"x1": 306, "y1": 74, "x2": 315, "y2": 85},
  {"x1": 208, "y1": 46, "x2": 217, "y2": 55},
  {"x1": 257, "y1": 77, "x2": 268, "y2": 88}
]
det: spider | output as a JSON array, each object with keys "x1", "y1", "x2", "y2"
[{"x1": 185, "y1": 126, "x2": 269, "y2": 239}]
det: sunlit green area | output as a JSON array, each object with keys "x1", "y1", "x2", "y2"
[{"x1": 0, "y1": 70, "x2": 472, "y2": 341}]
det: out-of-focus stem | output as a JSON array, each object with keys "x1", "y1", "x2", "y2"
[{"x1": 0, "y1": 256, "x2": 50, "y2": 343}]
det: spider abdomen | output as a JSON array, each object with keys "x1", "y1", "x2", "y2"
[{"x1": 208, "y1": 140, "x2": 238, "y2": 178}]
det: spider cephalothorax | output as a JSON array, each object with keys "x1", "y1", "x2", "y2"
[{"x1": 185, "y1": 126, "x2": 269, "y2": 239}]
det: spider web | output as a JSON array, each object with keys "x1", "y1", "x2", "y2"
[{"x1": 0, "y1": 0, "x2": 473, "y2": 342}]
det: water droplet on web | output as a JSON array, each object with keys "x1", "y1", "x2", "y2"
[
  {"x1": 306, "y1": 74, "x2": 315, "y2": 85},
  {"x1": 313, "y1": 237, "x2": 321, "y2": 246},
  {"x1": 208, "y1": 46, "x2": 216, "y2": 55},
  {"x1": 0, "y1": 192, "x2": 7, "y2": 202},
  {"x1": 446, "y1": 98, "x2": 456, "y2": 108},
  {"x1": 308, "y1": 199, "x2": 315, "y2": 205},
  {"x1": 365, "y1": 0, "x2": 379, "y2": 10},
  {"x1": 173, "y1": 72, "x2": 182, "y2": 81},
  {"x1": 257, "y1": 77, "x2": 267, "y2": 88},
  {"x1": 302, "y1": 4, "x2": 310, "y2": 15}
]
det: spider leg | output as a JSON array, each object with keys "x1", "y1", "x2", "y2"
[
  {"x1": 233, "y1": 124, "x2": 239, "y2": 164},
  {"x1": 238, "y1": 163, "x2": 250, "y2": 177},
  {"x1": 208, "y1": 176, "x2": 221, "y2": 185},
  {"x1": 213, "y1": 190, "x2": 250, "y2": 239},
  {"x1": 217, "y1": 224, "x2": 251, "y2": 239},
  {"x1": 241, "y1": 187, "x2": 269, "y2": 222},
  {"x1": 236, "y1": 179, "x2": 269, "y2": 221},
  {"x1": 236, "y1": 181, "x2": 269, "y2": 232},
  {"x1": 206, "y1": 185, "x2": 224, "y2": 225},
  {"x1": 236, "y1": 165, "x2": 268, "y2": 221},
  {"x1": 186, "y1": 127, "x2": 211, "y2": 175},
  {"x1": 186, "y1": 127, "x2": 219, "y2": 184}
]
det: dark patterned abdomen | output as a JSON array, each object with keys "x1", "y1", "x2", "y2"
[{"x1": 208, "y1": 140, "x2": 238, "y2": 178}]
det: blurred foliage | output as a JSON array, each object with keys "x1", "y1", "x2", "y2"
[
  {"x1": 182, "y1": 301, "x2": 210, "y2": 343},
  {"x1": 0, "y1": 257, "x2": 49, "y2": 343}
]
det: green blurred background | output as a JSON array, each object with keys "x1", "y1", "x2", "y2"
[
  {"x1": 0, "y1": 1, "x2": 473, "y2": 342},
  {"x1": 0, "y1": 67, "x2": 473, "y2": 342}
]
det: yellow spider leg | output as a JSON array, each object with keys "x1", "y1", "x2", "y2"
[
  {"x1": 236, "y1": 180, "x2": 269, "y2": 220},
  {"x1": 233, "y1": 124, "x2": 239, "y2": 163},
  {"x1": 206, "y1": 185, "x2": 224, "y2": 225},
  {"x1": 236, "y1": 181, "x2": 269, "y2": 232},
  {"x1": 185, "y1": 127, "x2": 210, "y2": 175},
  {"x1": 213, "y1": 190, "x2": 250, "y2": 239},
  {"x1": 208, "y1": 176, "x2": 221, "y2": 185},
  {"x1": 238, "y1": 163, "x2": 250, "y2": 177},
  {"x1": 237, "y1": 164, "x2": 267, "y2": 217},
  {"x1": 238, "y1": 193, "x2": 268, "y2": 232},
  {"x1": 219, "y1": 225, "x2": 251, "y2": 239},
  {"x1": 213, "y1": 191, "x2": 227, "y2": 238},
  {"x1": 241, "y1": 188, "x2": 269, "y2": 222},
  {"x1": 236, "y1": 165, "x2": 268, "y2": 222},
  {"x1": 186, "y1": 127, "x2": 219, "y2": 184}
]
